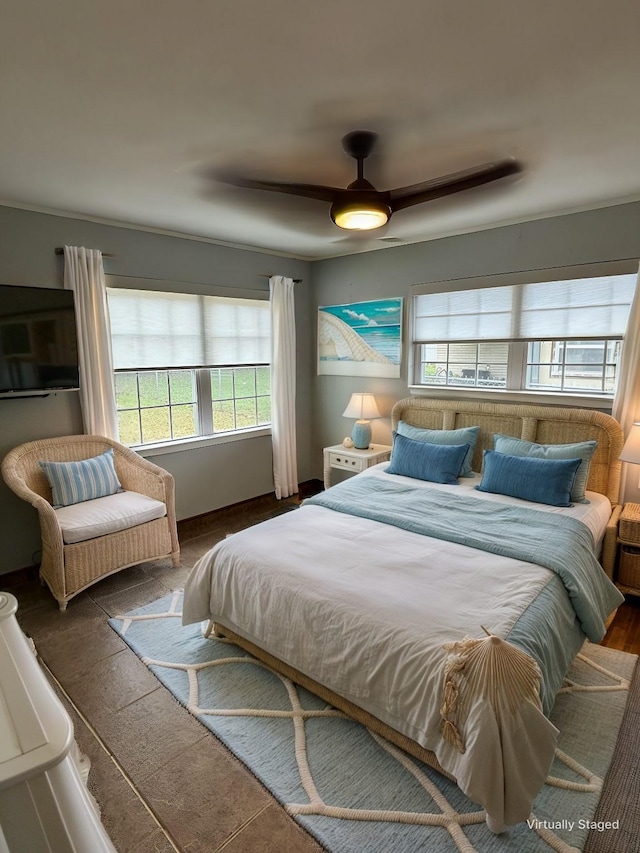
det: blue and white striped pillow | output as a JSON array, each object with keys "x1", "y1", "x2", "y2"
[{"x1": 39, "y1": 449, "x2": 122, "y2": 507}]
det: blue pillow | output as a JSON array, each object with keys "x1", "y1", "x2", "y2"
[
  {"x1": 39, "y1": 448, "x2": 122, "y2": 507},
  {"x1": 493, "y1": 434, "x2": 597, "y2": 503},
  {"x1": 396, "y1": 421, "x2": 480, "y2": 477},
  {"x1": 386, "y1": 432, "x2": 469, "y2": 485},
  {"x1": 476, "y1": 450, "x2": 581, "y2": 507}
]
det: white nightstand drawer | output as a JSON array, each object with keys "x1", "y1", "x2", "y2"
[{"x1": 328, "y1": 452, "x2": 366, "y2": 472}]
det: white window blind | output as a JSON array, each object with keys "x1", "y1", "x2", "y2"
[
  {"x1": 414, "y1": 287, "x2": 514, "y2": 341},
  {"x1": 518, "y1": 276, "x2": 635, "y2": 338},
  {"x1": 413, "y1": 274, "x2": 637, "y2": 342},
  {"x1": 107, "y1": 288, "x2": 270, "y2": 369}
]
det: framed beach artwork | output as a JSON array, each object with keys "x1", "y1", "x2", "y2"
[{"x1": 317, "y1": 297, "x2": 403, "y2": 378}]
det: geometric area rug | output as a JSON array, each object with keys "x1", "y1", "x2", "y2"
[{"x1": 109, "y1": 591, "x2": 637, "y2": 853}]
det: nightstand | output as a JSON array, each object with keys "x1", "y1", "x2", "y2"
[
  {"x1": 616, "y1": 502, "x2": 640, "y2": 597},
  {"x1": 323, "y1": 443, "x2": 392, "y2": 489}
]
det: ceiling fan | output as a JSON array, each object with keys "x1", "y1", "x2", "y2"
[{"x1": 218, "y1": 131, "x2": 521, "y2": 231}]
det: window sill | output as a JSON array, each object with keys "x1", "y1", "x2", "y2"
[
  {"x1": 408, "y1": 385, "x2": 613, "y2": 411},
  {"x1": 133, "y1": 426, "x2": 272, "y2": 457}
]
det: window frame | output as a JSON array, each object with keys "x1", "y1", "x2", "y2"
[
  {"x1": 411, "y1": 336, "x2": 622, "y2": 398},
  {"x1": 413, "y1": 341, "x2": 510, "y2": 389},
  {"x1": 114, "y1": 364, "x2": 271, "y2": 450}
]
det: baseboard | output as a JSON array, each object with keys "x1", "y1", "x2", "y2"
[
  {"x1": 297, "y1": 478, "x2": 324, "y2": 499},
  {"x1": 0, "y1": 563, "x2": 40, "y2": 589},
  {"x1": 177, "y1": 479, "x2": 323, "y2": 540}
]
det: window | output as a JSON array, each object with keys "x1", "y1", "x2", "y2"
[
  {"x1": 115, "y1": 369, "x2": 198, "y2": 445},
  {"x1": 210, "y1": 366, "x2": 271, "y2": 433},
  {"x1": 107, "y1": 288, "x2": 271, "y2": 446},
  {"x1": 411, "y1": 272, "x2": 636, "y2": 398},
  {"x1": 416, "y1": 342, "x2": 509, "y2": 388},
  {"x1": 533, "y1": 340, "x2": 621, "y2": 393}
]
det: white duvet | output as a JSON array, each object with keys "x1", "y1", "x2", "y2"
[{"x1": 182, "y1": 465, "x2": 612, "y2": 829}]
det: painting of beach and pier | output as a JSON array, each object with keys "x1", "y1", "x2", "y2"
[{"x1": 318, "y1": 297, "x2": 403, "y2": 377}]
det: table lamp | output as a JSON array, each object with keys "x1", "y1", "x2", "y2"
[
  {"x1": 342, "y1": 392, "x2": 380, "y2": 449},
  {"x1": 620, "y1": 422, "x2": 640, "y2": 486}
]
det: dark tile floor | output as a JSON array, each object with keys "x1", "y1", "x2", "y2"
[{"x1": 3, "y1": 491, "x2": 324, "y2": 853}]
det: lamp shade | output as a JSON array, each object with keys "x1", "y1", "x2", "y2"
[
  {"x1": 342, "y1": 392, "x2": 380, "y2": 449},
  {"x1": 620, "y1": 423, "x2": 640, "y2": 464},
  {"x1": 342, "y1": 392, "x2": 381, "y2": 421}
]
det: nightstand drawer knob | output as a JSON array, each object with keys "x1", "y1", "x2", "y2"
[{"x1": 330, "y1": 454, "x2": 361, "y2": 468}]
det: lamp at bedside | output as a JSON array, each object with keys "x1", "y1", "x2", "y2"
[{"x1": 343, "y1": 392, "x2": 380, "y2": 449}]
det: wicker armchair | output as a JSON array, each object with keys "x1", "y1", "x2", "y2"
[{"x1": 2, "y1": 435, "x2": 180, "y2": 611}]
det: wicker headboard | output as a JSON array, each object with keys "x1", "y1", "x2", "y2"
[{"x1": 391, "y1": 397, "x2": 623, "y2": 505}]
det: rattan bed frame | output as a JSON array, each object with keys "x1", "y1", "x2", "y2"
[{"x1": 210, "y1": 397, "x2": 624, "y2": 803}]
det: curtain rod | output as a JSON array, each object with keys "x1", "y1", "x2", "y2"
[
  {"x1": 55, "y1": 247, "x2": 115, "y2": 257},
  {"x1": 53, "y1": 250, "x2": 301, "y2": 283},
  {"x1": 409, "y1": 257, "x2": 639, "y2": 288},
  {"x1": 259, "y1": 274, "x2": 302, "y2": 283}
]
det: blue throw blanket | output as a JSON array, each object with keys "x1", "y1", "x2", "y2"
[{"x1": 305, "y1": 477, "x2": 623, "y2": 643}]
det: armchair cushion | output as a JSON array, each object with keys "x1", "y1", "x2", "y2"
[
  {"x1": 39, "y1": 448, "x2": 122, "y2": 507},
  {"x1": 54, "y1": 490, "x2": 167, "y2": 544}
]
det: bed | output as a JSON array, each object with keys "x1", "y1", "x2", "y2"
[{"x1": 182, "y1": 397, "x2": 625, "y2": 832}]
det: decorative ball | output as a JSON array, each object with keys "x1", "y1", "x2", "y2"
[{"x1": 342, "y1": 436, "x2": 354, "y2": 448}]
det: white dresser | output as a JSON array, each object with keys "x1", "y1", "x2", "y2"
[{"x1": 0, "y1": 592, "x2": 116, "y2": 852}]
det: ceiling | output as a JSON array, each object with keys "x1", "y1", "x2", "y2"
[{"x1": 2, "y1": 1, "x2": 640, "y2": 261}]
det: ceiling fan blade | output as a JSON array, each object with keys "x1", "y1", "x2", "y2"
[
  {"x1": 389, "y1": 159, "x2": 521, "y2": 212},
  {"x1": 217, "y1": 175, "x2": 341, "y2": 203}
]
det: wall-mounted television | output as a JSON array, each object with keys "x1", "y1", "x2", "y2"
[{"x1": 0, "y1": 284, "x2": 80, "y2": 397}]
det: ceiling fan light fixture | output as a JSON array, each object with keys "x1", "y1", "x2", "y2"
[
  {"x1": 330, "y1": 199, "x2": 391, "y2": 231},
  {"x1": 219, "y1": 129, "x2": 521, "y2": 235}
]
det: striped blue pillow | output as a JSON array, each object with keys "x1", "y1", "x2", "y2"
[
  {"x1": 39, "y1": 449, "x2": 122, "y2": 507},
  {"x1": 386, "y1": 432, "x2": 469, "y2": 485}
]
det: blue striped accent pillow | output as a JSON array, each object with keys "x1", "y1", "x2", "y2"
[
  {"x1": 39, "y1": 449, "x2": 122, "y2": 507},
  {"x1": 386, "y1": 432, "x2": 469, "y2": 484},
  {"x1": 476, "y1": 450, "x2": 581, "y2": 507}
]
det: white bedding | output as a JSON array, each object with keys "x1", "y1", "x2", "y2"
[{"x1": 182, "y1": 465, "x2": 613, "y2": 828}]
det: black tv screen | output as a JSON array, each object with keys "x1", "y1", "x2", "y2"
[{"x1": 0, "y1": 284, "x2": 80, "y2": 396}]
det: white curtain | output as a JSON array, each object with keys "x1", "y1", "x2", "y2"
[
  {"x1": 269, "y1": 275, "x2": 298, "y2": 499},
  {"x1": 612, "y1": 263, "x2": 640, "y2": 501},
  {"x1": 63, "y1": 246, "x2": 118, "y2": 438}
]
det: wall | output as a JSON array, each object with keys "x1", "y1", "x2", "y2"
[
  {"x1": 310, "y1": 201, "x2": 640, "y2": 489},
  {"x1": 4, "y1": 199, "x2": 640, "y2": 573},
  {"x1": 0, "y1": 205, "x2": 312, "y2": 573}
]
